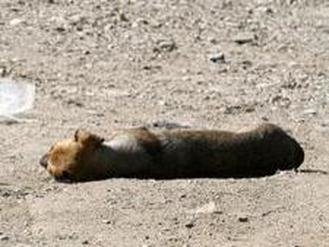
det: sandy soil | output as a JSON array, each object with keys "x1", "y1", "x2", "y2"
[{"x1": 0, "y1": 0, "x2": 329, "y2": 246}]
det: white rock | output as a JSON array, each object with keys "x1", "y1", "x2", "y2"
[
  {"x1": 189, "y1": 201, "x2": 217, "y2": 214},
  {"x1": 9, "y1": 18, "x2": 24, "y2": 26}
]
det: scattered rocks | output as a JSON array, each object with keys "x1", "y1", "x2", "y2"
[
  {"x1": 65, "y1": 98, "x2": 84, "y2": 107},
  {"x1": 223, "y1": 104, "x2": 256, "y2": 115},
  {"x1": 271, "y1": 95, "x2": 291, "y2": 108},
  {"x1": 0, "y1": 1, "x2": 328, "y2": 246},
  {"x1": 1, "y1": 191, "x2": 11, "y2": 197}
]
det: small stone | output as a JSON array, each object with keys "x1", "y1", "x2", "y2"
[
  {"x1": 233, "y1": 33, "x2": 255, "y2": 45},
  {"x1": 158, "y1": 100, "x2": 168, "y2": 106},
  {"x1": 82, "y1": 240, "x2": 89, "y2": 245},
  {"x1": 2, "y1": 191, "x2": 10, "y2": 197},
  {"x1": 154, "y1": 39, "x2": 177, "y2": 53},
  {"x1": 241, "y1": 60, "x2": 252, "y2": 69},
  {"x1": 265, "y1": 7, "x2": 274, "y2": 14},
  {"x1": 102, "y1": 219, "x2": 111, "y2": 224},
  {"x1": 119, "y1": 13, "x2": 129, "y2": 22},
  {"x1": 0, "y1": 235, "x2": 9, "y2": 241},
  {"x1": 69, "y1": 14, "x2": 84, "y2": 26},
  {"x1": 238, "y1": 216, "x2": 249, "y2": 222},
  {"x1": 301, "y1": 109, "x2": 317, "y2": 116},
  {"x1": 209, "y1": 52, "x2": 225, "y2": 64},
  {"x1": 0, "y1": 66, "x2": 6, "y2": 76},
  {"x1": 66, "y1": 99, "x2": 84, "y2": 107},
  {"x1": 208, "y1": 37, "x2": 218, "y2": 44},
  {"x1": 185, "y1": 222, "x2": 195, "y2": 228},
  {"x1": 55, "y1": 26, "x2": 66, "y2": 32},
  {"x1": 9, "y1": 18, "x2": 24, "y2": 26},
  {"x1": 321, "y1": 120, "x2": 329, "y2": 127},
  {"x1": 193, "y1": 201, "x2": 216, "y2": 214}
]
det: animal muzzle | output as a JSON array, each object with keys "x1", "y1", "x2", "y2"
[{"x1": 39, "y1": 154, "x2": 48, "y2": 168}]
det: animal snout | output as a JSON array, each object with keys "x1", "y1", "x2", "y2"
[{"x1": 39, "y1": 154, "x2": 48, "y2": 168}]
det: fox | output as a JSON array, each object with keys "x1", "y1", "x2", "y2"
[{"x1": 39, "y1": 123, "x2": 304, "y2": 182}]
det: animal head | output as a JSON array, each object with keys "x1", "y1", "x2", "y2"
[{"x1": 40, "y1": 129, "x2": 105, "y2": 182}]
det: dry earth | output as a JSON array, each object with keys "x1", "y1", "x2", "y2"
[{"x1": 0, "y1": 0, "x2": 329, "y2": 246}]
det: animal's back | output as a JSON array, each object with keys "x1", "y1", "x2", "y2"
[{"x1": 150, "y1": 124, "x2": 303, "y2": 178}]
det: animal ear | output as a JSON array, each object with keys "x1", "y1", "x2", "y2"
[{"x1": 74, "y1": 129, "x2": 104, "y2": 148}]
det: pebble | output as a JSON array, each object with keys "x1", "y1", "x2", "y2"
[
  {"x1": 55, "y1": 26, "x2": 66, "y2": 32},
  {"x1": 102, "y1": 219, "x2": 112, "y2": 224},
  {"x1": 209, "y1": 52, "x2": 225, "y2": 64},
  {"x1": 301, "y1": 109, "x2": 317, "y2": 116},
  {"x1": 0, "y1": 235, "x2": 9, "y2": 241},
  {"x1": 82, "y1": 240, "x2": 89, "y2": 245},
  {"x1": 2, "y1": 191, "x2": 11, "y2": 197},
  {"x1": 185, "y1": 222, "x2": 195, "y2": 228},
  {"x1": 9, "y1": 18, "x2": 24, "y2": 26},
  {"x1": 69, "y1": 14, "x2": 85, "y2": 26},
  {"x1": 233, "y1": 33, "x2": 255, "y2": 45},
  {"x1": 321, "y1": 120, "x2": 329, "y2": 127},
  {"x1": 0, "y1": 66, "x2": 6, "y2": 77},
  {"x1": 193, "y1": 201, "x2": 216, "y2": 214},
  {"x1": 154, "y1": 39, "x2": 177, "y2": 53},
  {"x1": 238, "y1": 216, "x2": 249, "y2": 222}
]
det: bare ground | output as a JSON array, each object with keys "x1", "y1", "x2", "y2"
[{"x1": 0, "y1": 0, "x2": 329, "y2": 246}]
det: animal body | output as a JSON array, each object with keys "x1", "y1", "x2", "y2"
[{"x1": 40, "y1": 123, "x2": 304, "y2": 182}]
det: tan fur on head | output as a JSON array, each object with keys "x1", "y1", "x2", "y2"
[
  {"x1": 74, "y1": 129, "x2": 104, "y2": 149},
  {"x1": 40, "y1": 130, "x2": 109, "y2": 182},
  {"x1": 40, "y1": 124, "x2": 304, "y2": 182}
]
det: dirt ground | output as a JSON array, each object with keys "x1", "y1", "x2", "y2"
[{"x1": 0, "y1": 0, "x2": 328, "y2": 246}]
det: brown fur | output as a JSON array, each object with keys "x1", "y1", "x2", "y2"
[{"x1": 40, "y1": 123, "x2": 304, "y2": 182}]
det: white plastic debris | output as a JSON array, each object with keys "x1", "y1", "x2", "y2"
[{"x1": 0, "y1": 78, "x2": 35, "y2": 122}]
